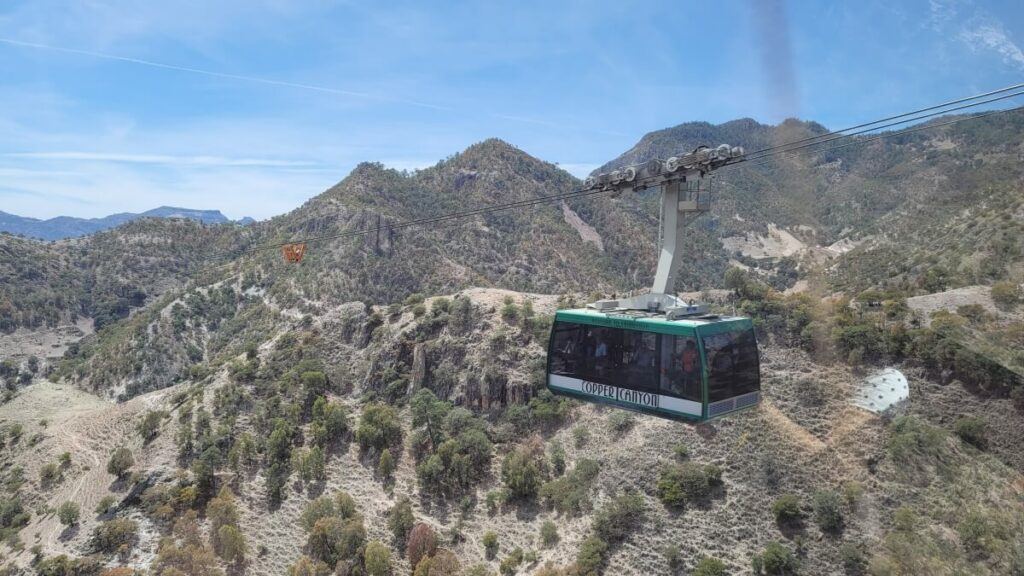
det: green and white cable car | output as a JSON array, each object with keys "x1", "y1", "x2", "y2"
[
  {"x1": 547, "y1": 309, "x2": 760, "y2": 422},
  {"x1": 545, "y1": 144, "x2": 762, "y2": 422}
]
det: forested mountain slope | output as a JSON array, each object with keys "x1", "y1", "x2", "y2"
[{"x1": 2, "y1": 112, "x2": 1023, "y2": 576}]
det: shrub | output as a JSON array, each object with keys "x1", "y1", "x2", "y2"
[
  {"x1": 893, "y1": 506, "x2": 917, "y2": 532},
  {"x1": 57, "y1": 501, "x2": 80, "y2": 526},
  {"x1": 208, "y1": 486, "x2": 240, "y2": 539},
  {"x1": 991, "y1": 281, "x2": 1021, "y2": 309},
  {"x1": 387, "y1": 496, "x2": 415, "y2": 545},
  {"x1": 106, "y1": 447, "x2": 134, "y2": 478},
  {"x1": 288, "y1": 556, "x2": 330, "y2": 576},
  {"x1": 772, "y1": 494, "x2": 802, "y2": 525},
  {"x1": 307, "y1": 517, "x2": 344, "y2": 565},
  {"x1": 954, "y1": 416, "x2": 988, "y2": 450},
  {"x1": 501, "y1": 445, "x2": 544, "y2": 501},
  {"x1": 407, "y1": 523, "x2": 438, "y2": 568},
  {"x1": 364, "y1": 540, "x2": 392, "y2": 576},
  {"x1": 576, "y1": 535, "x2": 608, "y2": 575},
  {"x1": 500, "y1": 297, "x2": 519, "y2": 322},
  {"x1": 482, "y1": 530, "x2": 499, "y2": 559},
  {"x1": 958, "y1": 510, "x2": 1006, "y2": 558},
  {"x1": 499, "y1": 547, "x2": 523, "y2": 576},
  {"x1": 416, "y1": 430, "x2": 493, "y2": 496},
  {"x1": 217, "y1": 524, "x2": 247, "y2": 564},
  {"x1": 91, "y1": 518, "x2": 138, "y2": 553},
  {"x1": 549, "y1": 441, "x2": 566, "y2": 476},
  {"x1": 592, "y1": 491, "x2": 645, "y2": 544},
  {"x1": 672, "y1": 443, "x2": 689, "y2": 460},
  {"x1": 538, "y1": 459, "x2": 600, "y2": 515},
  {"x1": 59, "y1": 452, "x2": 71, "y2": 468},
  {"x1": 39, "y1": 462, "x2": 60, "y2": 486},
  {"x1": 607, "y1": 412, "x2": 635, "y2": 435},
  {"x1": 529, "y1": 390, "x2": 570, "y2": 431},
  {"x1": 657, "y1": 462, "x2": 717, "y2": 507},
  {"x1": 760, "y1": 541, "x2": 798, "y2": 574},
  {"x1": 885, "y1": 416, "x2": 951, "y2": 484},
  {"x1": 572, "y1": 426, "x2": 589, "y2": 447},
  {"x1": 137, "y1": 410, "x2": 166, "y2": 442},
  {"x1": 356, "y1": 404, "x2": 403, "y2": 454},
  {"x1": 812, "y1": 490, "x2": 843, "y2": 533},
  {"x1": 95, "y1": 495, "x2": 116, "y2": 515},
  {"x1": 692, "y1": 556, "x2": 727, "y2": 576},
  {"x1": 378, "y1": 448, "x2": 395, "y2": 480},
  {"x1": 540, "y1": 520, "x2": 559, "y2": 547},
  {"x1": 335, "y1": 491, "x2": 358, "y2": 519},
  {"x1": 663, "y1": 544, "x2": 682, "y2": 572},
  {"x1": 301, "y1": 496, "x2": 338, "y2": 531},
  {"x1": 841, "y1": 481, "x2": 864, "y2": 508},
  {"x1": 839, "y1": 542, "x2": 866, "y2": 575},
  {"x1": 428, "y1": 548, "x2": 461, "y2": 576}
]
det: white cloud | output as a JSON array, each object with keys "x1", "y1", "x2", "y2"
[
  {"x1": 959, "y1": 23, "x2": 1024, "y2": 71},
  {"x1": 5, "y1": 151, "x2": 323, "y2": 168}
]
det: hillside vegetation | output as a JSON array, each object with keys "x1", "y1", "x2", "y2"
[{"x1": 1, "y1": 112, "x2": 1023, "y2": 575}]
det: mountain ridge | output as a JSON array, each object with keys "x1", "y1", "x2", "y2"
[{"x1": 0, "y1": 205, "x2": 254, "y2": 241}]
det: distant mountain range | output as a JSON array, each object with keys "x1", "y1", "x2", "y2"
[{"x1": 0, "y1": 206, "x2": 255, "y2": 241}]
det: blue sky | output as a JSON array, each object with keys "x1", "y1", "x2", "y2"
[{"x1": 1, "y1": 0, "x2": 1022, "y2": 220}]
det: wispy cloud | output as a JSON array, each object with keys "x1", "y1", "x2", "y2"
[
  {"x1": 0, "y1": 37, "x2": 454, "y2": 111},
  {"x1": 959, "y1": 23, "x2": 1024, "y2": 71},
  {"x1": 0, "y1": 37, "x2": 624, "y2": 138},
  {"x1": 5, "y1": 151, "x2": 323, "y2": 168}
]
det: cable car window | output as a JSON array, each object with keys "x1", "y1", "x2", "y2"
[
  {"x1": 615, "y1": 329, "x2": 658, "y2": 392},
  {"x1": 549, "y1": 322, "x2": 658, "y2": 393},
  {"x1": 703, "y1": 329, "x2": 760, "y2": 402},
  {"x1": 659, "y1": 335, "x2": 702, "y2": 401},
  {"x1": 550, "y1": 322, "x2": 583, "y2": 377}
]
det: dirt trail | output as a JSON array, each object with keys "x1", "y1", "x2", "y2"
[
  {"x1": 761, "y1": 402, "x2": 826, "y2": 452},
  {"x1": 0, "y1": 380, "x2": 177, "y2": 564}
]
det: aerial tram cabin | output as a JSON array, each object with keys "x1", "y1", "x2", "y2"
[
  {"x1": 547, "y1": 309, "x2": 760, "y2": 422},
  {"x1": 545, "y1": 144, "x2": 761, "y2": 422}
]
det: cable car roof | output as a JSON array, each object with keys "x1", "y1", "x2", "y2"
[{"x1": 554, "y1": 308, "x2": 752, "y2": 334}]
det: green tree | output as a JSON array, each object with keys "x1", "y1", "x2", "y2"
[
  {"x1": 992, "y1": 281, "x2": 1021, "y2": 309},
  {"x1": 378, "y1": 448, "x2": 395, "y2": 481},
  {"x1": 356, "y1": 404, "x2": 403, "y2": 453},
  {"x1": 217, "y1": 524, "x2": 247, "y2": 565},
  {"x1": 772, "y1": 494, "x2": 803, "y2": 525},
  {"x1": 106, "y1": 447, "x2": 134, "y2": 478},
  {"x1": 692, "y1": 556, "x2": 727, "y2": 576},
  {"x1": 501, "y1": 445, "x2": 544, "y2": 501},
  {"x1": 813, "y1": 490, "x2": 843, "y2": 533},
  {"x1": 57, "y1": 501, "x2": 79, "y2": 526},
  {"x1": 760, "y1": 541, "x2": 798, "y2": 574},
  {"x1": 387, "y1": 496, "x2": 415, "y2": 546},
  {"x1": 482, "y1": 530, "x2": 499, "y2": 559},
  {"x1": 657, "y1": 462, "x2": 717, "y2": 507},
  {"x1": 540, "y1": 520, "x2": 558, "y2": 547},
  {"x1": 137, "y1": 410, "x2": 166, "y2": 442},
  {"x1": 364, "y1": 540, "x2": 392, "y2": 576},
  {"x1": 576, "y1": 535, "x2": 608, "y2": 576},
  {"x1": 954, "y1": 416, "x2": 988, "y2": 450}
]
